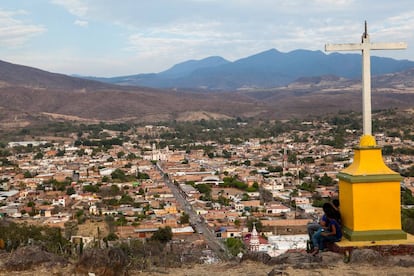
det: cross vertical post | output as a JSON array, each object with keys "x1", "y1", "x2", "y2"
[
  {"x1": 333, "y1": 22, "x2": 408, "y2": 243},
  {"x1": 325, "y1": 21, "x2": 407, "y2": 136},
  {"x1": 361, "y1": 25, "x2": 372, "y2": 135}
]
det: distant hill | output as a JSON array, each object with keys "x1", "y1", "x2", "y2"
[
  {"x1": 0, "y1": 59, "x2": 262, "y2": 128},
  {"x1": 0, "y1": 60, "x2": 115, "y2": 91},
  {"x1": 0, "y1": 57, "x2": 414, "y2": 130},
  {"x1": 86, "y1": 56, "x2": 230, "y2": 88},
  {"x1": 85, "y1": 49, "x2": 414, "y2": 90}
]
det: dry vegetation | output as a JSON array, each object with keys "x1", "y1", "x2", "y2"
[
  {"x1": 1, "y1": 65, "x2": 414, "y2": 129},
  {"x1": 2, "y1": 250, "x2": 414, "y2": 276}
]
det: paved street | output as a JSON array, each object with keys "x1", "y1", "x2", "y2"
[{"x1": 156, "y1": 162, "x2": 230, "y2": 260}]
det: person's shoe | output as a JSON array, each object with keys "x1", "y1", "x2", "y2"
[
  {"x1": 309, "y1": 248, "x2": 319, "y2": 256},
  {"x1": 306, "y1": 240, "x2": 314, "y2": 253}
]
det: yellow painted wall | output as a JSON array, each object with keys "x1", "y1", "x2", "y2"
[
  {"x1": 339, "y1": 181, "x2": 354, "y2": 229},
  {"x1": 352, "y1": 181, "x2": 401, "y2": 231},
  {"x1": 341, "y1": 148, "x2": 396, "y2": 176},
  {"x1": 340, "y1": 180, "x2": 401, "y2": 231}
]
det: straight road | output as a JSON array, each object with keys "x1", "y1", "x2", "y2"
[{"x1": 156, "y1": 162, "x2": 230, "y2": 260}]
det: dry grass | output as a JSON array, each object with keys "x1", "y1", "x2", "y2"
[{"x1": 77, "y1": 221, "x2": 109, "y2": 238}]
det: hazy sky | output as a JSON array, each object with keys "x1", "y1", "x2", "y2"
[{"x1": 1, "y1": 0, "x2": 413, "y2": 77}]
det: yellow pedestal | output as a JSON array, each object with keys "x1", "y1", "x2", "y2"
[{"x1": 337, "y1": 135, "x2": 406, "y2": 241}]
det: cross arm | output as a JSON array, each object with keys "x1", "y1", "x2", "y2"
[
  {"x1": 370, "y1": 42, "x2": 407, "y2": 50},
  {"x1": 325, "y1": 42, "x2": 407, "y2": 52},
  {"x1": 325, "y1": 43, "x2": 363, "y2": 51}
]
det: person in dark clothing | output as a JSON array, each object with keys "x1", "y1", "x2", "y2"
[
  {"x1": 307, "y1": 200, "x2": 341, "y2": 249},
  {"x1": 310, "y1": 206, "x2": 342, "y2": 255},
  {"x1": 307, "y1": 203, "x2": 331, "y2": 241},
  {"x1": 332, "y1": 198, "x2": 341, "y2": 224}
]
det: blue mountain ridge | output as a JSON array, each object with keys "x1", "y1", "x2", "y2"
[{"x1": 85, "y1": 49, "x2": 414, "y2": 91}]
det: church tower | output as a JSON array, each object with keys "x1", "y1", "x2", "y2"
[{"x1": 249, "y1": 223, "x2": 260, "y2": 252}]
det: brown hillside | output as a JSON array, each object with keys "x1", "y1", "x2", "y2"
[{"x1": 0, "y1": 59, "x2": 414, "y2": 127}]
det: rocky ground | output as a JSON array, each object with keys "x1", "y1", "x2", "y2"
[{"x1": 1, "y1": 246, "x2": 414, "y2": 275}]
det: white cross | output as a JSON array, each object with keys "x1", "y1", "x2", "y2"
[{"x1": 325, "y1": 21, "x2": 407, "y2": 136}]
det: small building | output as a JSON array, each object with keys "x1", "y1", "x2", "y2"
[{"x1": 265, "y1": 203, "x2": 290, "y2": 215}]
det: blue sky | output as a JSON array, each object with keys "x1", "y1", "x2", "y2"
[{"x1": 0, "y1": 0, "x2": 413, "y2": 77}]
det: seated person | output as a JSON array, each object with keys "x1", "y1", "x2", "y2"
[
  {"x1": 307, "y1": 200, "x2": 339, "y2": 246},
  {"x1": 310, "y1": 206, "x2": 342, "y2": 255},
  {"x1": 307, "y1": 204, "x2": 329, "y2": 241}
]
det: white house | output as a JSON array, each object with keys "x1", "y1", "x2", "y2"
[{"x1": 265, "y1": 203, "x2": 290, "y2": 215}]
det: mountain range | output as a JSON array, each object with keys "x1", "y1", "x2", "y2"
[
  {"x1": 85, "y1": 49, "x2": 414, "y2": 90},
  {"x1": 0, "y1": 49, "x2": 414, "y2": 131}
]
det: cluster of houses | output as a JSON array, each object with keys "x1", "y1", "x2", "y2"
[{"x1": 1, "y1": 122, "x2": 413, "y2": 256}]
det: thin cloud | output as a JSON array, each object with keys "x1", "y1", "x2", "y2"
[
  {"x1": 0, "y1": 9, "x2": 46, "y2": 47},
  {"x1": 74, "y1": 19, "x2": 89, "y2": 27},
  {"x1": 50, "y1": 0, "x2": 88, "y2": 17},
  {"x1": 4, "y1": 1, "x2": 414, "y2": 75},
  {"x1": 313, "y1": 0, "x2": 354, "y2": 6}
]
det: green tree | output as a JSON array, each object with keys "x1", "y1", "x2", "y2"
[
  {"x1": 66, "y1": 186, "x2": 76, "y2": 195},
  {"x1": 301, "y1": 156, "x2": 315, "y2": 164},
  {"x1": 179, "y1": 212, "x2": 190, "y2": 224},
  {"x1": 150, "y1": 226, "x2": 172, "y2": 244},
  {"x1": 290, "y1": 189, "x2": 299, "y2": 197},
  {"x1": 116, "y1": 215, "x2": 128, "y2": 226},
  {"x1": 402, "y1": 165, "x2": 414, "y2": 177},
  {"x1": 382, "y1": 145, "x2": 394, "y2": 155},
  {"x1": 83, "y1": 184, "x2": 100, "y2": 193},
  {"x1": 242, "y1": 193, "x2": 250, "y2": 201},
  {"x1": 252, "y1": 182, "x2": 259, "y2": 190},
  {"x1": 217, "y1": 195, "x2": 230, "y2": 206},
  {"x1": 34, "y1": 152, "x2": 43, "y2": 159},
  {"x1": 401, "y1": 187, "x2": 414, "y2": 205},
  {"x1": 311, "y1": 194, "x2": 328, "y2": 207},
  {"x1": 319, "y1": 173, "x2": 333, "y2": 186},
  {"x1": 110, "y1": 184, "x2": 121, "y2": 195},
  {"x1": 119, "y1": 193, "x2": 133, "y2": 205},
  {"x1": 105, "y1": 232, "x2": 119, "y2": 241},
  {"x1": 107, "y1": 156, "x2": 115, "y2": 162},
  {"x1": 137, "y1": 172, "x2": 150, "y2": 179},
  {"x1": 225, "y1": 237, "x2": 245, "y2": 256},
  {"x1": 23, "y1": 171, "x2": 32, "y2": 178},
  {"x1": 288, "y1": 152, "x2": 297, "y2": 163},
  {"x1": 299, "y1": 182, "x2": 316, "y2": 192},
  {"x1": 195, "y1": 183, "x2": 211, "y2": 194},
  {"x1": 222, "y1": 150, "x2": 232, "y2": 158},
  {"x1": 126, "y1": 153, "x2": 137, "y2": 160},
  {"x1": 268, "y1": 166, "x2": 283, "y2": 173},
  {"x1": 402, "y1": 208, "x2": 414, "y2": 235},
  {"x1": 111, "y1": 169, "x2": 127, "y2": 182}
]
